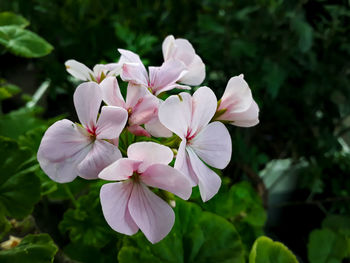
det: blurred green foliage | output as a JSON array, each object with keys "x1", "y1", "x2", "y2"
[{"x1": 0, "y1": 0, "x2": 349, "y2": 262}]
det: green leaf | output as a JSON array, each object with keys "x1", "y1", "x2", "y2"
[
  {"x1": 0, "y1": 84, "x2": 21, "y2": 101},
  {"x1": 249, "y1": 236, "x2": 299, "y2": 263},
  {"x1": 0, "y1": 137, "x2": 41, "y2": 219},
  {"x1": 0, "y1": 12, "x2": 29, "y2": 28},
  {"x1": 0, "y1": 234, "x2": 58, "y2": 263},
  {"x1": 0, "y1": 25, "x2": 53, "y2": 58},
  {"x1": 118, "y1": 199, "x2": 245, "y2": 263},
  {"x1": 290, "y1": 12, "x2": 313, "y2": 53},
  {"x1": 308, "y1": 228, "x2": 348, "y2": 263},
  {"x1": 59, "y1": 190, "x2": 117, "y2": 248}
]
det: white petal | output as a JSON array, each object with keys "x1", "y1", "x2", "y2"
[
  {"x1": 158, "y1": 92, "x2": 192, "y2": 139},
  {"x1": 128, "y1": 183, "x2": 175, "y2": 244},
  {"x1": 65, "y1": 59, "x2": 94, "y2": 81},
  {"x1": 77, "y1": 140, "x2": 122, "y2": 180},
  {"x1": 174, "y1": 140, "x2": 198, "y2": 186},
  {"x1": 190, "y1": 86, "x2": 217, "y2": 134},
  {"x1": 162, "y1": 35, "x2": 175, "y2": 61},
  {"x1": 120, "y1": 62, "x2": 149, "y2": 87},
  {"x1": 99, "y1": 77, "x2": 126, "y2": 107},
  {"x1": 179, "y1": 54, "x2": 205, "y2": 86},
  {"x1": 144, "y1": 115, "x2": 173, "y2": 138},
  {"x1": 191, "y1": 122, "x2": 232, "y2": 169},
  {"x1": 96, "y1": 106, "x2": 128, "y2": 140},
  {"x1": 187, "y1": 147, "x2": 221, "y2": 202},
  {"x1": 142, "y1": 163, "x2": 192, "y2": 200},
  {"x1": 99, "y1": 158, "x2": 142, "y2": 181},
  {"x1": 100, "y1": 182, "x2": 139, "y2": 235},
  {"x1": 73, "y1": 82, "x2": 102, "y2": 129}
]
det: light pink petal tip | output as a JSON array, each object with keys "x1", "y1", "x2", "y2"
[
  {"x1": 65, "y1": 59, "x2": 93, "y2": 81},
  {"x1": 73, "y1": 82, "x2": 102, "y2": 129},
  {"x1": 99, "y1": 158, "x2": 142, "y2": 181},
  {"x1": 128, "y1": 183, "x2": 175, "y2": 243},
  {"x1": 99, "y1": 77, "x2": 125, "y2": 107},
  {"x1": 100, "y1": 182, "x2": 139, "y2": 235}
]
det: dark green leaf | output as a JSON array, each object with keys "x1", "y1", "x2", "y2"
[
  {"x1": 0, "y1": 12, "x2": 29, "y2": 28},
  {"x1": 0, "y1": 25, "x2": 53, "y2": 58},
  {"x1": 249, "y1": 236, "x2": 299, "y2": 263},
  {"x1": 118, "y1": 199, "x2": 245, "y2": 263},
  {"x1": 0, "y1": 137, "x2": 41, "y2": 219},
  {"x1": 0, "y1": 84, "x2": 21, "y2": 101},
  {"x1": 0, "y1": 234, "x2": 58, "y2": 263}
]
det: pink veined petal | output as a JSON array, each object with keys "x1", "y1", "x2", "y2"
[
  {"x1": 73, "y1": 82, "x2": 102, "y2": 130},
  {"x1": 125, "y1": 84, "x2": 149, "y2": 108},
  {"x1": 191, "y1": 122, "x2": 232, "y2": 169},
  {"x1": 127, "y1": 125, "x2": 151, "y2": 137},
  {"x1": 174, "y1": 140, "x2": 198, "y2": 186},
  {"x1": 99, "y1": 77, "x2": 126, "y2": 107},
  {"x1": 219, "y1": 75, "x2": 253, "y2": 113},
  {"x1": 172, "y1": 38, "x2": 196, "y2": 65},
  {"x1": 158, "y1": 92, "x2": 192, "y2": 139},
  {"x1": 99, "y1": 158, "x2": 142, "y2": 181},
  {"x1": 93, "y1": 64, "x2": 107, "y2": 82},
  {"x1": 190, "y1": 86, "x2": 217, "y2": 134},
  {"x1": 142, "y1": 163, "x2": 192, "y2": 200},
  {"x1": 77, "y1": 140, "x2": 122, "y2": 180},
  {"x1": 100, "y1": 182, "x2": 139, "y2": 235},
  {"x1": 37, "y1": 143, "x2": 92, "y2": 183},
  {"x1": 118, "y1": 48, "x2": 144, "y2": 65},
  {"x1": 219, "y1": 100, "x2": 260, "y2": 127},
  {"x1": 148, "y1": 60, "x2": 188, "y2": 95},
  {"x1": 65, "y1": 59, "x2": 94, "y2": 81},
  {"x1": 96, "y1": 106, "x2": 128, "y2": 140},
  {"x1": 37, "y1": 119, "x2": 91, "y2": 162},
  {"x1": 178, "y1": 54, "x2": 205, "y2": 86},
  {"x1": 128, "y1": 182, "x2": 175, "y2": 244},
  {"x1": 162, "y1": 35, "x2": 176, "y2": 61},
  {"x1": 120, "y1": 63, "x2": 149, "y2": 87},
  {"x1": 127, "y1": 142, "x2": 173, "y2": 172},
  {"x1": 187, "y1": 147, "x2": 221, "y2": 202},
  {"x1": 144, "y1": 115, "x2": 173, "y2": 138}
]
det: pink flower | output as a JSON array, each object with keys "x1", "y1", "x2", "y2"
[
  {"x1": 37, "y1": 82, "x2": 128, "y2": 183},
  {"x1": 215, "y1": 75, "x2": 259, "y2": 127},
  {"x1": 99, "y1": 142, "x2": 192, "y2": 243},
  {"x1": 99, "y1": 76, "x2": 159, "y2": 137},
  {"x1": 65, "y1": 59, "x2": 121, "y2": 83},
  {"x1": 119, "y1": 49, "x2": 189, "y2": 96},
  {"x1": 159, "y1": 87, "x2": 232, "y2": 201},
  {"x1": 162, "y1": 35, "x2": 205, "y2": 86}
]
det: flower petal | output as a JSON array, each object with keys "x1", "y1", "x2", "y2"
[
  {"x1": 219, "y1": 75, "x2": 253, "y2": 113},
  {"x1": 65, "y1": 59, "x2": 94, "y2": 81},
  {"x1": 100, "y1": 182, "x2": 139, "y2": 235},
  {"x1": 190, "y1": 86, "x2": 217, "y2": 134},
  {"x1": 144, "y1": 115, "x2": 173, "y2": 138},
  {"x1": 77, "y1": 140, "x2": 122, "y2": 180},
  {"x1": 142, "y1": 163, "x2": 192, "y2": 200},
  {"x1": 99, "y1": 158, "x2": 142, "y2": 181},
  {"x1": 120, "y1": 63, "x2": 149, "y2": 87},
  {"x1": 73, "y1": 82, "x2": 102, "y2": 129},
  {"x1": 96, "y1": 106, "x2": 128, "y2": 140},
  {"x1": 37, "y1": 143, "x2": 91, "y2": 183},
  {"x1": 159, "y1": 92, "x2": 192, "y2": 139},
  {"x1": 127, "y1": 125, "x2": 151, "y2": 137},
  {"x1": 37, "y1": 119, "x2": 90, "y2": 162},
  {"x1": 162, "y1": 35, "x2": 176, "y2": 61},
  {"x1": 127, "y1": 142, "x2": 173, "y2": 172},
  {"x1": 148, "y1": 60, "x2": 188, "y2": 95},
  {"x1": 174, "y1": 140, "x2": 198, "y2": 186},
  {"x1": 118, "y1": 49, "x2": 144, "y2": 65},
  {"x1": 220, "y1": 100, "x2": 260, "y2": 127},
  {"x1": 99, "y1": 77, "x2": 125, "y2": 107},
  {"x1": 179, "y1": 54, "x2": 205, "y2": 86},
  {"x1": 187, "y1": 147, "x2": 221, "y2": 202},
  {"x1": 128, "y1": 183, "x2": 175, "y2": 243},
  {"x1": 191, "y1": 121, "x2": 232, "y2": 169}
]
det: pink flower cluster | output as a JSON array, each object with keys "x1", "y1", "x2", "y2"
[{"x1": 38, "y1": 35, "x2": 259, "y2": 243}]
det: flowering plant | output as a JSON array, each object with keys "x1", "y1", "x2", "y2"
[{"x1": 37, "y1": 35, "x2": 259, "y2": 243}]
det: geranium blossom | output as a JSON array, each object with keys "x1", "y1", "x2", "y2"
[
  {"x1": 65, "y1": 59, "x2": 121, "y2": 83},
  {"x1": 214, "y1": 74, "x2": 259, "y2": 127},
  {"x1": 159, "y1": 87, "x2": 232, "y2": 201},
  {"x1": 162, "y1": 35, "x2": 205, "y2": 86},
  {"x1": 99, "y1": 76, "x2": 159, "y2": 137},
  {"x1": 37, "y1": 82, "x2": 128, "y2": 183},
  {"x1": 119, "y1": 49, "x2": 189, "y2": 95},
  {"x1": 99, "y1": 142, "x2": 192, "y2": 243}
]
